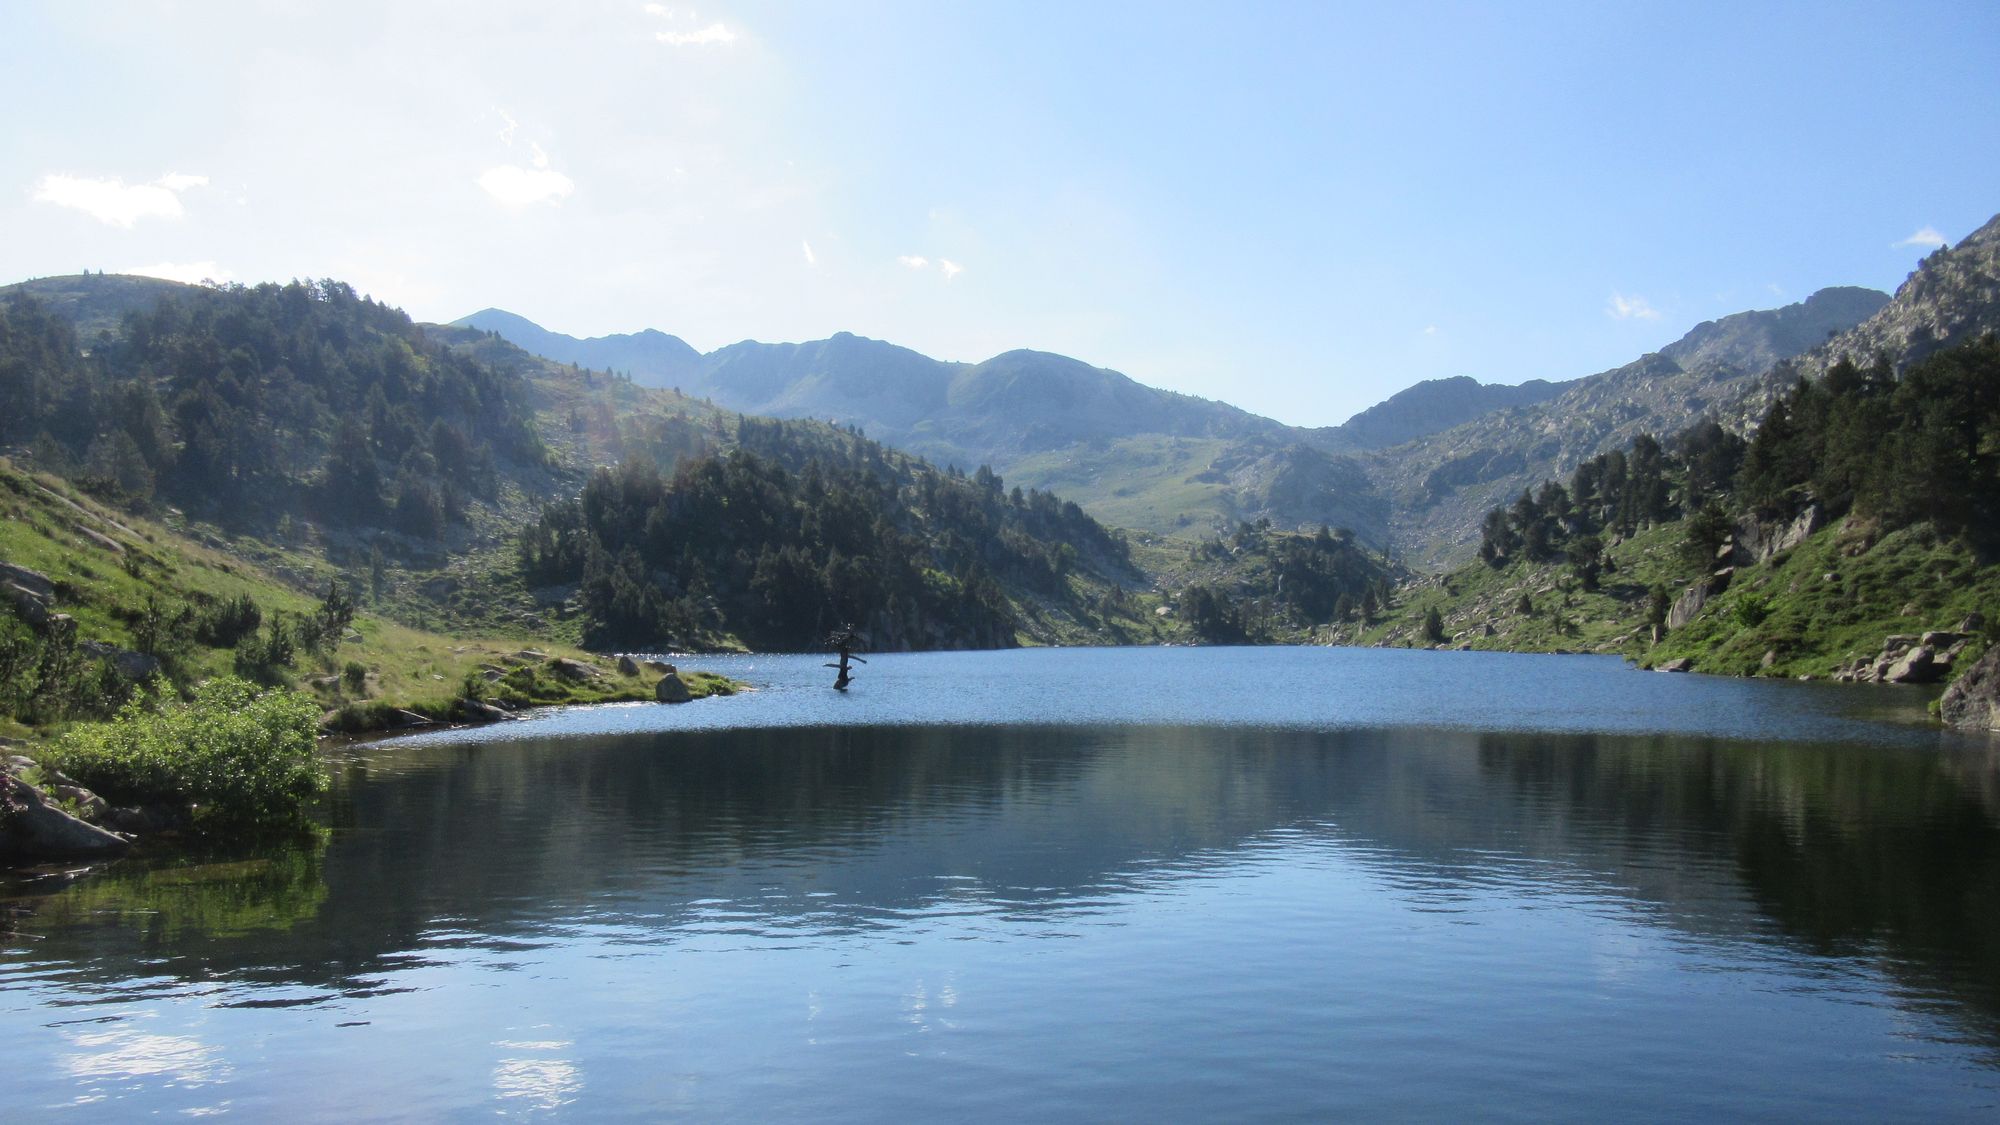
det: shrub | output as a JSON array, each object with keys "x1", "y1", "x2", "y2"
[{"x1": 46, "y1": 677, "x2": 327, "y2": 830}]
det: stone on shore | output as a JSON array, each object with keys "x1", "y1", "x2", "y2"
[
  {"x1": 1, "y1": 773, "x2": 129, "y2": 858},
  {"x1": 656, "y1": 673, "x2": 692, "y2": 703},
  {"x1": 1940, "y1": 647, "x2": 2000, "y2": 732}
]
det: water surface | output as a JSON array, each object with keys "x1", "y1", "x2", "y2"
[{"x1": 4, "y1": 648, "x2": 1998, "y2": 1120}]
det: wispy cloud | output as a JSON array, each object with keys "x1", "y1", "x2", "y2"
[
  {"x1": 939, "y1": 258, "x2": 963, "y2": 281},
  {"x1": 478, "y1": 143, "x2": 574, "y2": 206},
  {"x1": 33, "y1": 172, "x2": 208, "y2": 227},
  {"x1": 645, "y1": 6, "x2": 737, "y2": 46},
  {"x1": 801, "y1": 240, "x2": 817, "y2": 266},
  {"x1": 1606, "y1": 291, "x2": 1660, "y2": 320},
  {"x1": 1422, "y1": 324, "x2": 1440, "y2": 336},
  {"x1": 897, "y1": 254, "x2": 930, "y2": 270},
  {"x1": 659, "y1": 24, "x2": 736, "y2": 46},
  {"x1": 121, "y1": 260, "x2": 233, "y2": 285},
  {"x1": 1894, "y1": 225, "x2": 1946, "y2": 249}
]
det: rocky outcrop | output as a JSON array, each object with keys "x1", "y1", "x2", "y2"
[
  {"x1": 548, "y1": 657, "x2": 602, "y2": 681},
  {"x1": 1667, "y1": 568, "x2": 1734, "y2": 630},
  {"x1": 655, "y1": 673, "x2": 692, "y2": 704},
  {"x1": 455, "y1": 698, "x2": 511, "y2": 724},
  {"x1": 1, "y1": 766, "x2": 128, "y2": 859},
  {"x1": 1832, "y1": 630, "x2": 1974, "y2": 684},
  {"x1": 1940, "y1": 647, "x2": 2000, "y2": 731},
  {"x1": 1, "y1": 562, "x2": 56, "y2": 626},
  {"x1": 1732, "y1": 504, "x2": 1822, "y2": 565}
]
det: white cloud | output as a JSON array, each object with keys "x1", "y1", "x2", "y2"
[
  {"x1": 1894, "y1": 225, "x2": 1946, "y2": 249},
  {"x1": 642, "y1": 3, "x2": 671, "y2": 16},
  {"x1": 658, "y1": 23, "x2": 736, "y2": 46},
  {"x1": 121, "y1": 260, "x2": 233, "y2": 285},
  {"x1": 939, "y1": 258, "x2": 963, "y2": 281},
  {"x1": 1606, "y1": 291, "x2": 1660, "y2": 320},
  {"x1": 1422, "y1": 324, "x2": 1440, "y2": 336},
  {"x1": 897, "y1": 254, "x2": 930, "y2": 270},
  {"x1": 802, "y1": 240, "x2": 816, "y2": 266},
  {"x1": 478, "y1": 163, "x2": 575, "y2": 206},
  {"x1": 32, "y1": 172, "x2": 208, "y2": 227}
]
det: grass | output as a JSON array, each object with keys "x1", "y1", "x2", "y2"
[
  {"x1": 1368, "y1": 510, "x2": 2000, "y2": 684},
  {"x1": 0, "y1": 458, "x2": 748, "y2": 746}
]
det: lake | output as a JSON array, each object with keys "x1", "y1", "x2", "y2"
[{"x1": 5, "y1": 646, "x2": 1999, "y2": 1120}]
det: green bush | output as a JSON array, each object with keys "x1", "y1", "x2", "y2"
[{"x1": 46, "y1": 677, "x2": 327, "y2": 830}]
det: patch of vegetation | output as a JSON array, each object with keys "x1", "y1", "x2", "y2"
[{"x1": 46, "y1": 678, "x2": 327, "y2": 831}]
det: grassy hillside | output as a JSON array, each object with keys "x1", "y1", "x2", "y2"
[
  {"x1": 0, "y1": 458, "x2": 730, "y2": 742},
  {"x1": 1368, "y1": 512, "x2": 1998, "y2": 685}
]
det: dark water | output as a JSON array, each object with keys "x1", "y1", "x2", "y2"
[{"x1": 5, "y1": 647, "x2": 2000, "y2": 1120}]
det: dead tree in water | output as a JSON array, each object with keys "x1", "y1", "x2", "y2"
[{"x1": 824, "y1": 626, "x2": 868, "y2": 690}]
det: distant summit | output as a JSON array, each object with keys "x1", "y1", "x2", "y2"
[
  {"x1": 452, "y1": 308, "x2": 702, "y2": 387},
  {"x1": 1337, "y1": 376, "x2": 1566, "y2": 450}
]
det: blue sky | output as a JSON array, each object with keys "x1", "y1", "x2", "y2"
[{"x1": 5, "y1": 1, "x2": 1996, "y2": 426}]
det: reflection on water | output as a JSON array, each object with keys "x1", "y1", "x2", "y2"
[{"x1": 2, "y1": 648, "x2": 1999, "y2": 1119}]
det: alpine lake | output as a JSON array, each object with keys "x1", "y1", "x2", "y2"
[{"x1": 5, "y1": 646, "x2": 1999, "y2": 1120}]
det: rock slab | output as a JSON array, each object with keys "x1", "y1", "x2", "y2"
[{"x1": 1940, "y1": 647, "x2": 2000, "y2": 732}]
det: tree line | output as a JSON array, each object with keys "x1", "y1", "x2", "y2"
[{"x1": 517, "y1": 417, "x2": 1134, "y2": 651}]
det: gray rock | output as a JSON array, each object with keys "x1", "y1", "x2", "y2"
[
  {"x1": 0, "y1": 562, "x2": 55, "y2": 602},
  {"x1": 1655, "y1": 658, "x2": 1694, "y2": 673},
  {"x1": 548, "y1": 657, "x2": 601, "y2": 681},
  {"x1": 644, "y1": 660, "x2": 677, "y2": 675},
  {"x1": 655, "y1": 673, "x2": 692, "y2": 703},
  {"x1": 50, "y1": 784, "x2": 107, "y2": 822},
  {"x1": 1733, "y1": 504, "x2": 1822, "y2": 565},
  {"x1": 1940, "y1": 647, "x2": 2000, "y2": 731},
  {"x1": 1, "y1": 774, "x2": 129, "y2": 858},
  {"x1": 1921, "y1": 631, "x2": 1964, "y2": 649},
  {"x1": 1884, "y1": 646, "x2": 1939, "y2": 684},
  {"x1": 1959, "y1": 613, "x2": 1986, "y2": 634},
  {"x1": 456, "y1": 698, "x2": 510, "y2": 724},
  {"x1": 1667, "y1": 569, "x2": 1734, "y2": 630},
  {"x1": 617, "y1": 655, "x2": 641, "y2": 676}
]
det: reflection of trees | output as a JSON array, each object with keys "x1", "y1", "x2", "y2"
[
  {"x1": 4, "y1": 724, "x2": 1999, "y2": 1049},
  {"x1": 1473, "y1": 733, "x2": 2000, "y2": 1044}
]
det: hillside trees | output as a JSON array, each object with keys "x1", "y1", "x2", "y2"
[
  {"x1": 518, "y1": 420, "x2": 1133, "y2": 651},
  {"x1": 0, "y1": 281, "x2": 544, "y2": 535}
]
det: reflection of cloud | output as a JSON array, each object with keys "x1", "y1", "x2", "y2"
[
  {"x1": 493, "y1": 1040, "x2": 581, "y2": 1111},
  {"x1": 65, "y1": 1029, "x2": 230, "y2": 1086}
]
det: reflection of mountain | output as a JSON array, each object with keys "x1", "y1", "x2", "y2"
[{"x1": 6, "y1": 726, "x2": 1999, "y2": 1041}]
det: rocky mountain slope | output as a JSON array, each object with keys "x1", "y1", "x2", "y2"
[
  {"x1": 1366, "y1": 286, "x2": 1889, "y2": 568},
  {"x1": 1337, "y1": 375, "x2": 1566, "y2": 449}
]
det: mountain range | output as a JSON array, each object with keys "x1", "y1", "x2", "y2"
[{"x1": 460, "y1": 252, "x2": 1944, "y2": 562}]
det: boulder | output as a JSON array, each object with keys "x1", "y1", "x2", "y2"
[
  {"x1": 455, "y1": 698, "x2": 510, "y2": 724},
  {"x1": 644, "y1": 660, "x2": 677, "y2": 675},
  {"x1": 1667, "y1": 569, "x2": 1734, "y2": 631},
  {"x1": 1959, "y1": 613, "x2": 1986, "y2": 634},
  {"x1": 1940, "y1": 647, "x2": 2000, "y2": 732},
  {"x1": 0, "y1": 562, "x2": 55, "y2": 602},
  {"x1": 1883, "y1": 646, "x2": 1940, "y2": 684},
  {"x1": 655, "y1": 673, "x2": 692, "y2": 704},
  {"x1": 548, "y1": 657, "x2": 601, "y2": 682},
  {"x1": 1733, "y1": 504, "x2": 1822, "y2": 565},
  {"x1": 1655, "y1": 658, "x2": 1694, "y2": 673},
  {"x1": 617, "y1": 655, "x2": 641, "y2": 676},
  {"x1": 2, "y1": 579, "x2": 52, "y2": 626},
  {"x1": 1, "y1": 774, "x2": 129, "y2": 858},
  {"x1": 1921, "y1": 631, "x2": 1964, "y2": 649}
]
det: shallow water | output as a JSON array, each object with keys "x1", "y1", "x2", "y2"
[{"x1": 5, "y1": 647, "x2": 1999, "y2": 1120}]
